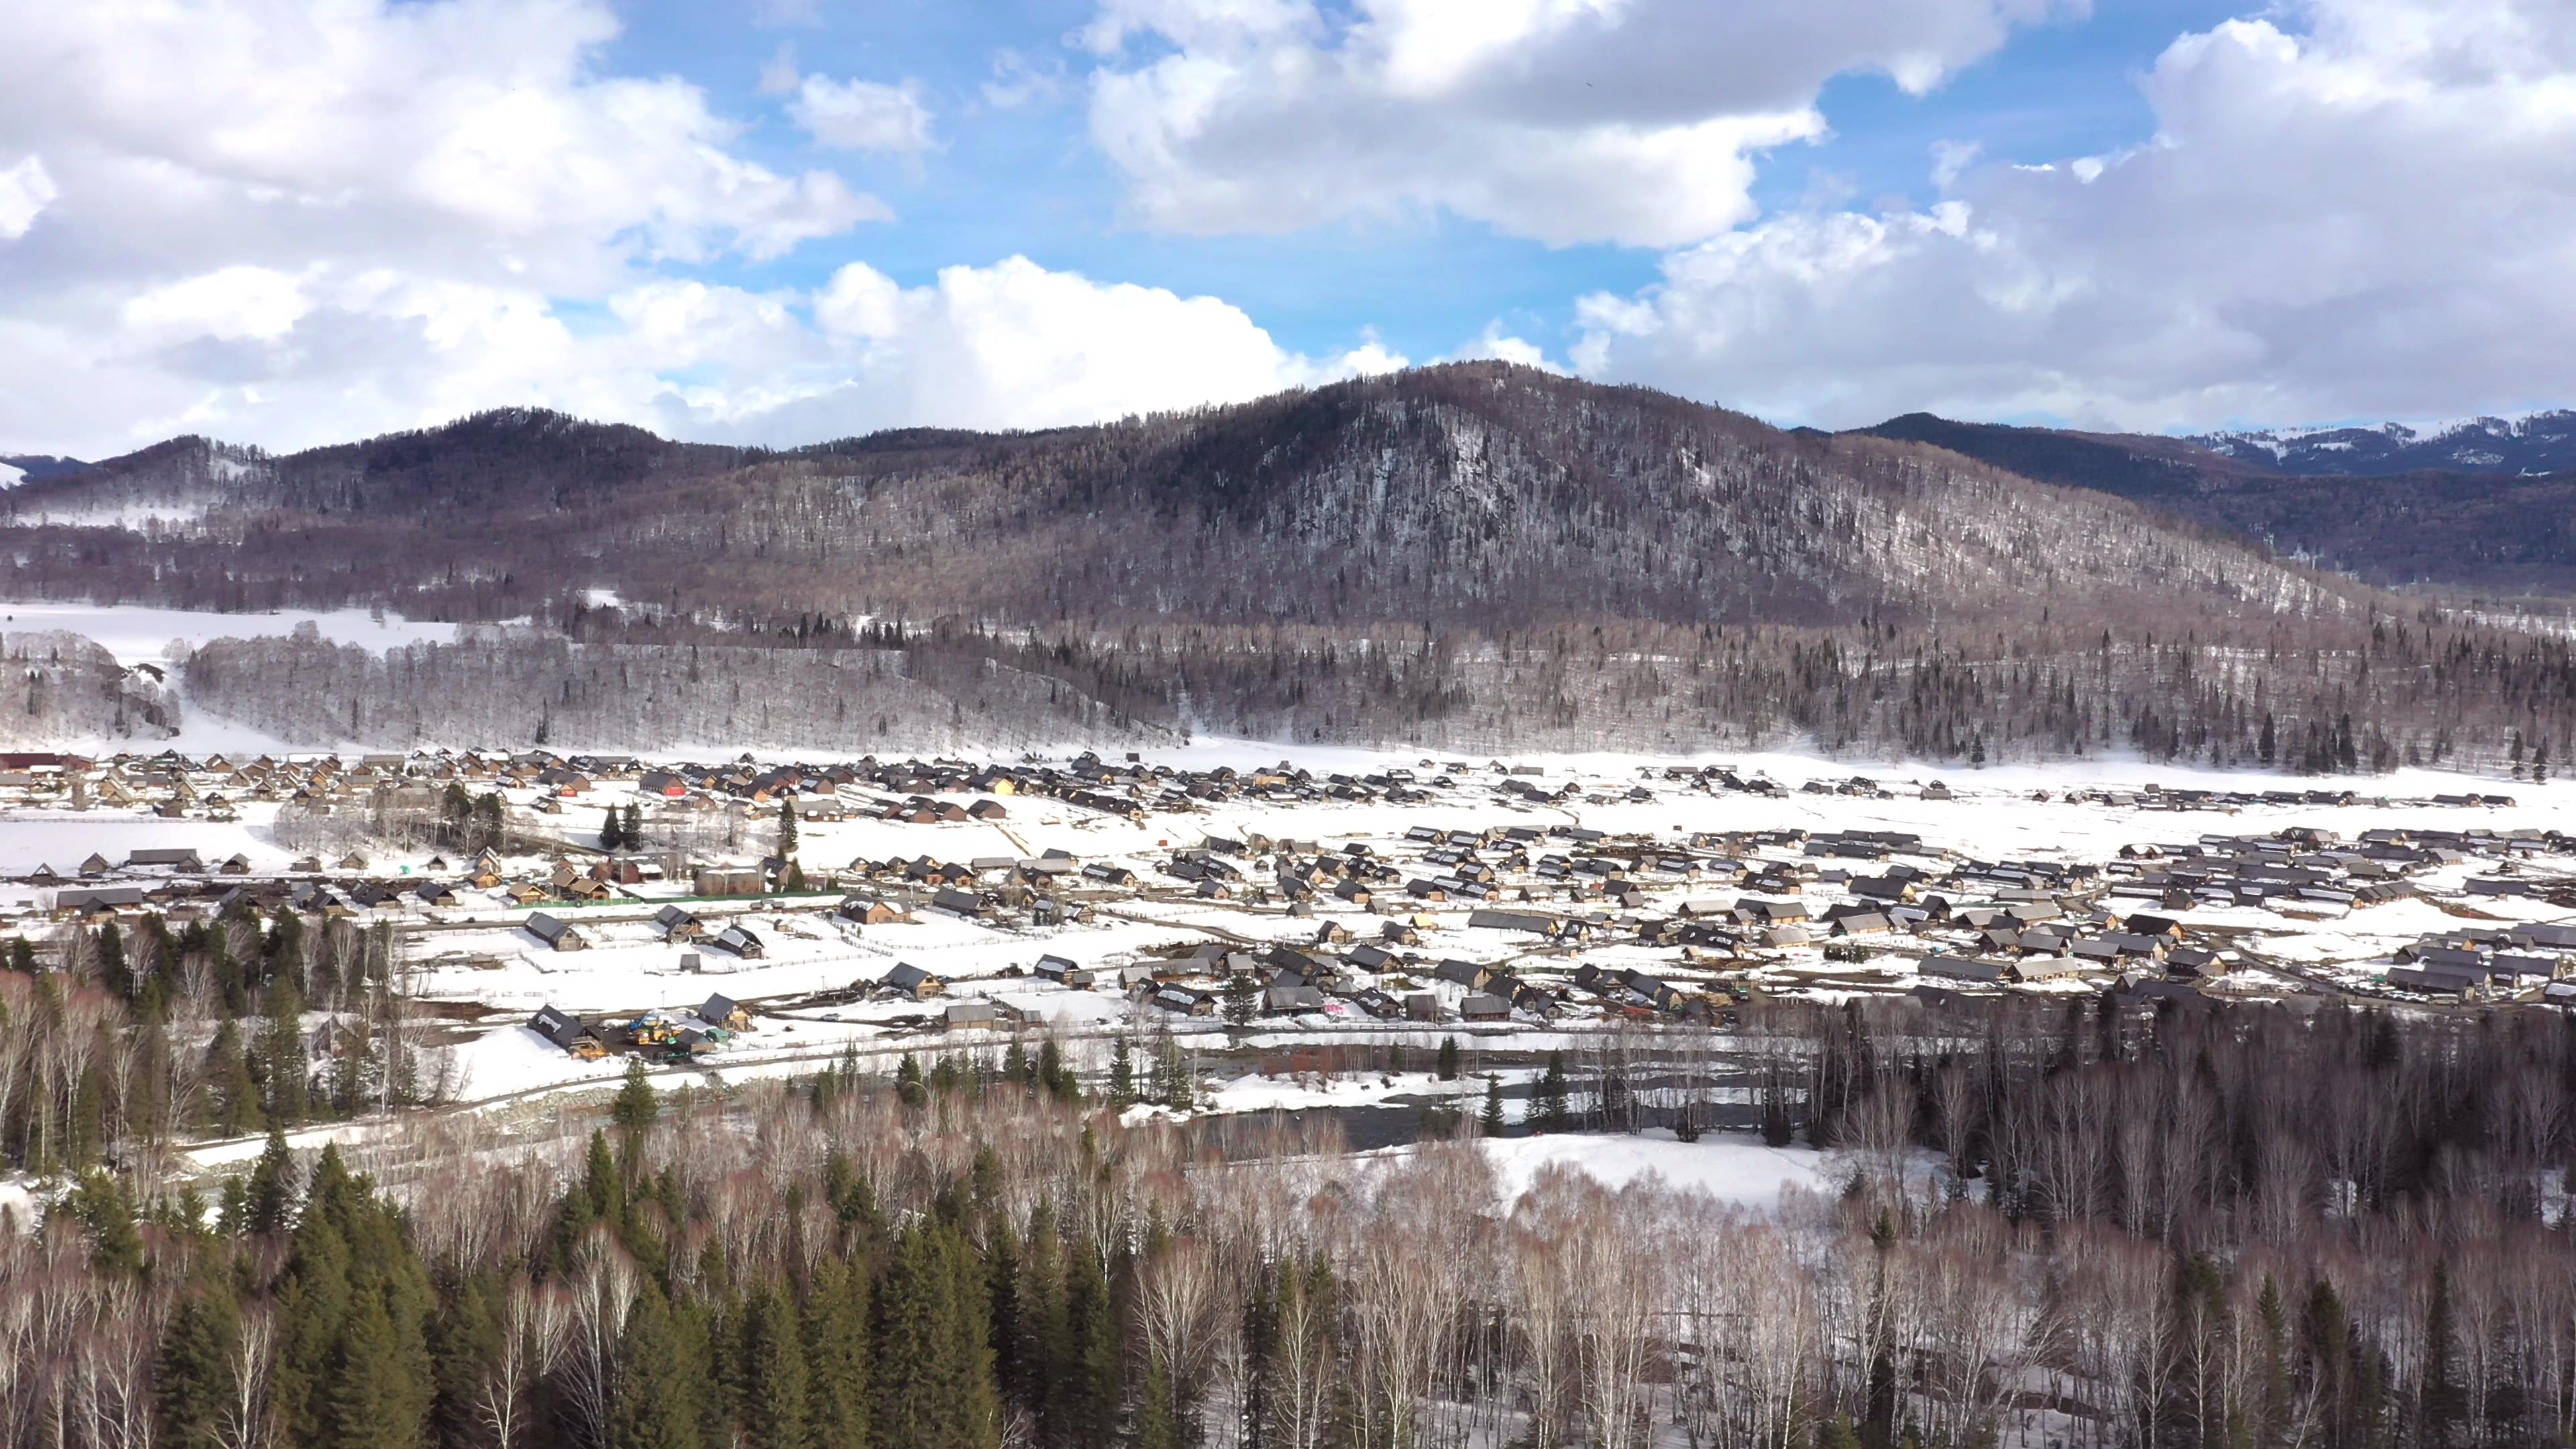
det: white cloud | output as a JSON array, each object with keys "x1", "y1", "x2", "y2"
[
  {"x1": 0, "y1": 0, "x2": 888, "y2": 454},
  {"x1": 0, "y1": 154, "x2": 54, "y2": 238},
  {"x1": 1571, "y1": 0, "x2": 2576, "y2": 431},
  {"x1": 981, "y1": 50, "x2": 1071, "y2": 111},
  {"x1": 123, "y1": 266, "x2": 312, "y2": 342},
  {"x1": 757, "y1": 44, "x2": 803, "y2": 98},
  {"x1": 751, "y1": 255, "x2": 1398, "y2": 439},
  {"x1": 1081, "y1": 0, "x2": 2066, "y2": 247},
  {"x1": 790, "y1": 75, "x2": 938, "y2": 154}
]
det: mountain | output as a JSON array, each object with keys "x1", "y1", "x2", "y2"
[
  {"x1": 2190, "y1": 410, "x2": 2576, "y2": 476},
  {"x1": 11, "y1": 363, "x2": 2576, "y2": 767},
  {"x1": 1851, "y1": 413, "x2": 2576, "y2": 592},
  {"x1": 0, "y1": 453, "x2": 89, "y2": 488},
  {"x1": 9, "y1": 368, "x2": 2347, "y2": 632}
]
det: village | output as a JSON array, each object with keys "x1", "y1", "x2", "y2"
[{"x1": 0, "y1": 744, "x2": 2573, "y2": 1114}]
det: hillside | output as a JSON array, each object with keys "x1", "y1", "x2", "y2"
[
  {"x1": 11, "y1": 364, "x2": 2576, "y2": 767},
  {"x1": 5, "y1": 366, "x2": 2355, "y2": 631},
  {"x1": 1853, "y1": 413, "x2": 2576, "y2": 591}
]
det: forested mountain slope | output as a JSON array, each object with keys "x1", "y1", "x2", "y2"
[
  {"x1": 5, "y1": 365, "x2": 2351, "y2": 631},
  {"x1": 1854, "y1": 412, "x2": 2576, "y2": 592},
  {"x1": 9, "y1": 364, "x2": 2576, "y2": 767}
]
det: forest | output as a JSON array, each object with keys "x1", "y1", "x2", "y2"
[
  {"x1": 8, "y1": 897, "x2": 2576, "y2": 1449},
  {"x1": 170, "y1": 606, "x2": 2576, "y2": 773},
  {"x1": 8, "y1": 364, "x2": 2575, "y2": 764}
]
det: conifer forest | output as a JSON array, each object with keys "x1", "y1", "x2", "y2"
[{"x1": 10, "y1": 944, "x2": 2576, "y2": 1449}]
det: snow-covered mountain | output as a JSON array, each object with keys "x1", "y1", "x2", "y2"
[{"x1": 2190, "y1": 410, "x2": 2576, "y2": 476}]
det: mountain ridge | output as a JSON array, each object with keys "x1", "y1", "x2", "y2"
[{"x1": 2188, "y1": 408, "x2": 2576, "y2": 476}]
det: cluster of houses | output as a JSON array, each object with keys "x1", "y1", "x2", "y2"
[
  {"x1": 527, "y1": 992, "x2": 753, "y2": 1061},
  {"x1": 13, "y1": 744, "x2": 2576, "y2": 1031}
]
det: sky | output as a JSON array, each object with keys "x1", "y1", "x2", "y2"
[{"x1": 2, "y1": 0, "x2": 2573, "y2": 460}]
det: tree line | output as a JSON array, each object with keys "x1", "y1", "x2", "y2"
[{"x1": 10, "y1": 997, "x2": 2576, "y2": 1448}]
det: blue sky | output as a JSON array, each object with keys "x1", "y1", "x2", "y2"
[
  {"x1": 3, "y1": 0, "x2": 2573, "y2": 456},
  {"x1": 603, "y1": 0, "x2": 2249, "y2": 368}
]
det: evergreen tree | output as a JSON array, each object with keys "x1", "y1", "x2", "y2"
[
  {"x1": 98, "y1": 920, "x2": 131, "y2": 1001},
  {"x1": 1533, "y1": 1051, "x2": 1573, "y2": 1132},
  {"x1": 260, "y1": 972, "x2": 310, "y2": 1125},
  {"x1": 1037, "y1": 1038, "x2": 1077, "y2": 1102},
  {"x1": 203, "y1": 1019, "x2": 262, "y2": 1135},
  {"x1": 599, "y1": 805, "x2": 621, "y2": 849},
  {"x1": 247, "y1": 1124, "x2": 300, "y2": 1232},
  {"x1": 805, "y1": 1252, "x2": 873, "y2": 1449},
  {"x1": 66, "y1": 1169, "x2": 143, "y2": 1275},
  {"x1": 1222, "y1": 972, "x2": 1258, "y2": 1026},
  {"x1": 740, "y1": 1280, "x2": 812, "y2": 1449},
  {"x1": 1057, "y1": 1240, "x2": 1120, "y2": 1449},
  {"x1": 779, "y1": 798, "x2": 799, "y2": 860},
  {"x1": 876, "y1": 1220, "x2": 1002, "y2": 1449},
  {"x1": 1480, "y1": 1075, "x2": 1506, "y2": 1136},
  {"x1": 157, "y1": 1285, "x2": 241, "y2": 1448},
  {"x1": 623, "y1": 802, "x2": 643, "y2": 850},
  {"x1": 330, "y1": 1289, "x2": 425, "y2": 1449},
  {"x1": 612, "y1": 1284, "x2": 703, "y2": 1449},
  {"x1": 610, "y1": 1056, "x2": 658, "y2": 1142},
  {"x1": 895, "y1": 1053, "x2": 926, "y2": 1108},
  {"x1": 1108, "y1": 1036, "x2": 1136, "y2": 1107},
  {"x1": 1436, "y1": 1035, "x2": 1461, "y2": 1081}
]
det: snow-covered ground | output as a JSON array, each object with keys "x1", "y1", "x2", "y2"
[
  {"x1": 0, "y1": 598, "x2": 460, "y2": 666},
  {"x1": 1368, "y1": 1130, "x2": 1829, "y2": 1206}
]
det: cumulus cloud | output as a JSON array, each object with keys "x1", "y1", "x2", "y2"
[
  {"x1": 1571, "y1": 0, "x2": 2576, "y2": 430},
  {"x1": 0, "y1": 0, "x2": 886, "y2": 454},
  {"x1": 1081, "y1": 0, "x2": 2066, "y2": 247},
  {"x1": 709, "y1": 256, "x2": 1403, "y2": 441},
  {"x1": 790, "y1": 75, "x2": 938, "y2": 154},
  {"x1": 0, "y1": 154, "x2": 54, "y2": 238}
]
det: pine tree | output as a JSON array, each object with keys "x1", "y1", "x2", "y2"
[
  {"x1": 1109, "y1": 1036, "x2": 1136, "y2": 1107},
  {"x1": 1037, "y1": 1038, "x2": 1077, "y2": 1102},
  {"x1": 1436, "y1": 1035, "x2": 1461, "y2": 1081},
  {"x1": 66, "y1": 1170, "x2": 142, "y2": 1275},
  {"x1": 895, "y1": 1053, "x2": 926, "y2": 1108},
  {"x1": 612, "y1": 1285, "x2": 702, "y2": 1449},
  {"x1": 260, "y1": 972, "x2": 309, "y2": 1125},
  {"x1": 330, "y1": 1289, "x2": 423, "y2": 1449},
  {"x1": 599, "y1": 805, "x2": 621, "y2": 849},
  {"x1": 1534, "y1": 1051, "x2": 1573, "y2": 1132},
  {"x1": 157, "y1": 1285, "x2": 241, "y2": 1448},
  {"x1": 876, "y1": 1221, "x2": 1001, "y2": 1449},
  {"x1": 1480, "y1": 1075, "x2": 1506, "y2": 1136},
  {"x1": 805, "y1": 1253, "x2": 873, "y2": 1449},
  {"x1": 623, "y1": 802, "x2": 643, "y2": 850},
  {"x1": 740, "y1": 1281, "x2": 812, "y2": 1449},
  {"x1": 1057, "y1": 1240, "x2": 1120, "y2": 1449},
  {"x1": 204, "y1": 1019, "x2": 263, "y2": 1134},
  {"x1": 779, "y1": 798, "x2": 799, "y2": 861},
  {"x1": 97, "y1": 920, "x2": 131, "y2": 1000},
  {"x1": 247, "y1": 1124, "x2": 300, "y2": 1232},
  {"x1": 610, "y1": 1056, "x2": 658, "y2": 1142},
  {"x1": 1222, "y1": 972, "x2": 1258, "y2": 1025}
]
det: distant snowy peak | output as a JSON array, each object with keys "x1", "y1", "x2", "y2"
[{"x1": 2190, "y1": 409, "x2": 2576, "y2": 476}]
